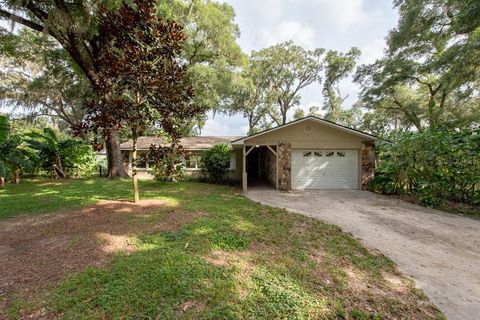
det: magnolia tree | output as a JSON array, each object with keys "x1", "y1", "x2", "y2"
[{"x1": 88, "y1": 0, "x2": 202, "y2": 202}]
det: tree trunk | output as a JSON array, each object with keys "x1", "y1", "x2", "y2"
[
  {"x1": 281, "y1": 106, "x2": 287, "y2": 125},
  {"x1": 12, "y1": 169, "x2": 20, "y2": 184},
  {"x1": 132, "y1": 134, "x2": 140, "y2": 203},
  {"x1": 54, "y1": 157, "x2": 66, "y2": 179},
  {"x1": 106, "y1": 129, "x2": 128, "y2": 178},
  {"x1": 0, "y1": 177, "x2": 4, "y2": 189}
]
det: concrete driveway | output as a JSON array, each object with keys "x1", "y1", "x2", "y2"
[{"x1": 244, "y1": 188, "x2": 480, "y2": 320}]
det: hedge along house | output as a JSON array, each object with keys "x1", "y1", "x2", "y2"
[
  {"x1": 232, "y1": 116, "x2": 378, "y2": 191},
  {"x1": 119, "y1": 116, "x2": 378, "y2": 189},
  {"x1": 120, "y1": 136, "x2": 243, "y2": 180}
]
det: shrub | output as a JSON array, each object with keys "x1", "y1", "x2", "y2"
[
  {"x1": 25, "y1": 128, "x2": 97, "y2": 178},
  {"x1": 371, "y1": 128, "x2": 480, "y2": 207},
  {"x1": 201, "y1": 144, "x2": 231, "y2": 184},
  {"x1": 0, "y1": 115, "x2": 34, "y2": 185},
  {"x1": 59, "y1": 140, "x2": 97, "y2": 177},
  {"x1": 149, "y1": 144, "x2": 185, "y2": 182}
]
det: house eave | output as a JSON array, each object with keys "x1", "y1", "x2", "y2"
[{"x1": 231, "y1": 116, "x2": 380, "y2": 145}]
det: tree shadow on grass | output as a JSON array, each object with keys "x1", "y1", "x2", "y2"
[{"x1": 0, "y1": 199, "x2": 206, "y2": 317}]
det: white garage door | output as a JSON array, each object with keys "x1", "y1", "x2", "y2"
[{"x1": 291, "y1": 150, "x2": 358, "y2": 190}]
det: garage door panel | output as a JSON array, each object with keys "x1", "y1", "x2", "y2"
[{"x1": 291, "y1": 150, "x2": 358, "y2": 189}]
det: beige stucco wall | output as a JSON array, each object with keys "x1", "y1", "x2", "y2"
[
  {"x1": 244, "y1": 119, "x2": 364, "y2": 149},
  {"x1": 122, "y1": 149, "x2": 243, "y2": 182}
]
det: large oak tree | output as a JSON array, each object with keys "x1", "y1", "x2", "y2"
[
  {"x1": 355, "y1": 0, "x2": 480, "y2": 134},
  {"x1": 251, "y1": 41, "x2": 325, "y2": 126},
  {"x1": 0, "y1": 0, "x2": 129, "y2": 177}
]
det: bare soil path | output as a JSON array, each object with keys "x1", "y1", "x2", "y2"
[
  {"x1": 245, "y1": 188, "x2": 480, "y2": 320},
  {"x1": 0, "y1": 200, "x2": 204, "y2": 317}
]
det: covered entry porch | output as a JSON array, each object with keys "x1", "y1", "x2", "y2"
[{"x1": 241, "y1": 144, "x2": 278, "y2": 190}]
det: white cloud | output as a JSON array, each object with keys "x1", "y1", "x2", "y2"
[
  {"x1": 258, "y1": 21, "x2": 316, "y2": 49},
  {"x1": 290, "y1": 0, "x2": 368, "y2": 32},
  {"x1": 201, "y1": 112, "x2": 248, "y2": 136},
  {"x1": 359, "y1": 38, "x2": 387, "y2": 64}
]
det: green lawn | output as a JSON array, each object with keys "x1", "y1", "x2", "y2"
[
  {"x1": 2, "y1": 179, "x2": 444, "y2": 319},
  {"x1": 0, "y1": 178, "x2": 148, "y2": 219}
]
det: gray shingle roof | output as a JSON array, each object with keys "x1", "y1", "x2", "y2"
[{"x1": 120, "y1": 136, "x2": 244, "y2": 151}]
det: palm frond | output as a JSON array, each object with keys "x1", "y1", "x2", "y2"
[{"x1": 0, "y1": 114, "x2": 10, "y2": 142}]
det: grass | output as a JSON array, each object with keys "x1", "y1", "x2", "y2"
[
  {"x1": 0, "y1": 178, "x2": 161, "y2": 219},
  {"x1": 2, "y1": 179, "x2": 445, "y2": 319}
]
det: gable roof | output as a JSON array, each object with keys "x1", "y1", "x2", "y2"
[
  {"x1": 120, "y1": 136, "x2": 244, "y2": 151},
  {"x1": 231, "y1": 116, "x2": 379, "y2": 144}
]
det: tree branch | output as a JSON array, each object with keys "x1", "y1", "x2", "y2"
[{"x1": 0, "y1": 8, "x2": 44, "y2": 32}]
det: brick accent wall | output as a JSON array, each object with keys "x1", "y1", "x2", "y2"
[
  {"x1": 278, "y1": 142, "x2": 291, "y2": 191},
  {"x1": 361, "y1": 141, "x2": 376, "y2": 189}
]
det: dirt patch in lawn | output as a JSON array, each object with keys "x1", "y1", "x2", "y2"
[{"x1": 0, "y1": 200, "x2": 206, "y2": 316}]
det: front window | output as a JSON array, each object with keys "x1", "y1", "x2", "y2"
[
  {"x1": 197, "y1": 155, "x2": 204, "y2": 168},
  {"x1": 185, "y1": 154, "x2": 196, "y2": 168},
  {"x1": 136, "y1": 157, "x2": 147, "y2": 168}
]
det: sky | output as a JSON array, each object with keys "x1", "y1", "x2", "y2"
[{"x1": 201, "y1": 0, "x2": 399, "y2": 136}]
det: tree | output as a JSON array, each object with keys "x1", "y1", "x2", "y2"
[
  {"x1": 91, "y1": 0, "x2": 201, "y2": 202},
  {"x1": 0, "y1": 115, "x2": 32, "y2": 188},
  {"x1": 149, "y1": 143, "x2": 185, "y2": 182},
  {"x1": 1, "y1": 0, "x2": 243, "y2": 168},
  {"x1": 154, "y1": 0, "x2": 245, "y2": 133},
  {"x1": 26, "y1": 128, "x2": 67, "y2": 179},
  {"x1": 251, "y1": 41, "x2": 324, "y2": 125},
  {"x1": 355, "y1": 0, "x2": 480, "y2": 133},
  {"x1": 158, "y1": 0, "x2": 245, "y2": 137},
  {"x1": 292, "y1": 108, "x2": 306, "y2": 120},
  {"x1": 226, "y1": 59, "x2": 272, "y2": 133},
  {"x1": 0, "y1": 0, "x2": 129, "y2": 178},
  {"x1": 322, "y1": 48, "x2": 360, "y2": 122},
  {"x1": 0, "y1": 29, "x2": 91, "y2": 138}
]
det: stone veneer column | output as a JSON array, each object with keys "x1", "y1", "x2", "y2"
[
  {"x1": 277, "y1": 142, "x2": 292, "y2": 191},
  {"x1": 361, "y1": 141, "x2": 376, "y2": 189}
]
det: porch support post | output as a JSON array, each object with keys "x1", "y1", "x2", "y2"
[
  {"x1": 128, "y1": 151, "x2": 133, "y2": 176},
  {"x1": 275, "y1": 143, "x2": 279, "y2": 189},
  {"x1": 242, "y1": 145, "x2": 247, "y2": 191}
]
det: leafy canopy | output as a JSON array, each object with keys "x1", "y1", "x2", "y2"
[{"x1": 251, "y1": 41, "x2": 325, "y2": 126}]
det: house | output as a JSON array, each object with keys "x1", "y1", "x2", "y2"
[
  {"x1": 120, "y1": 136, "x2": 243, "y2": 180},
  {"x1": 120, "y1": 116, "x2": 378, "y2": 190}
]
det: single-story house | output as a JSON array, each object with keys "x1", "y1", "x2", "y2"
[
  {"x1": 120, "y1": 116, "x2": 378, "y2": 190},
  {"x1": 120, "y1": 136, "x2": 243, "y2": 180}
]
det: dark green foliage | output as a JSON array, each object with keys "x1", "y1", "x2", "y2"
[
  {"x1": 26, "y1": 128, "x2": 96, "y2": 178},
  {"x1": 0, "y1": 114, "x2": 8, "y2": 141},
  {"x1": 149, "y1": 144, "x2": 185, "y2": 182},
  {"x1": 372, "y1": 129, "x2": 480, "y2": 209},
  {"x1": 58, "y1": 139, "x2": 97, "y2": 177},
  {"x1": 201, "y1": 144, "x2": 231, "y2": 184},
  {"x1": 0, "y1": 115, "x2": 33, "y2": 184}
]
